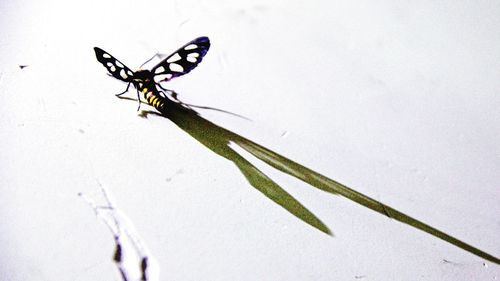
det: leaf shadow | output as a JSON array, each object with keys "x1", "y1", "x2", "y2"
[
  {"x1": 137, "y1": 99, "x2": 499, "y2": 264},
  {"x1": 139, "y1": 104, "x2": 332, "y2": 235}
]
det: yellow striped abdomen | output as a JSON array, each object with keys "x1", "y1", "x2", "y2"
[{"x1": 141, "y1": 87, "x2": 165, "y2": 110}]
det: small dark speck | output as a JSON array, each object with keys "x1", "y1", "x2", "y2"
[
  {"x1": 19, "y1": 65, "x2": 29, "y2": 69},
  {"x1": 141, "y1": 257, "x2": 148, "y2": 273},
  {"x1": 78, "y1": 129, "x2": 85, "y2": 134},
  {"x1": 280, "y1": 131, "x2": 289, "y2": 137},
  {"x1": 355, "y1": 276, "x2": 366, "y2": 279},
  {"x1": 18, "y1": 123, "x2": 25, "y2": 127},
  {"x1": 441, "y1": 259, "x2": 461, "y2": 266},
  {"x1": 113, "y1": 243, "x2": 122, "y2": 262}
]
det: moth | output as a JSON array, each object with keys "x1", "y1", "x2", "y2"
[{"x1": 94, "y1": 36, "x2": 210, "y2": 109}]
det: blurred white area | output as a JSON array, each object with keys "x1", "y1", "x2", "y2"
[{"x1": 0, "y1": 0, "x2": 499, "y2": 280}]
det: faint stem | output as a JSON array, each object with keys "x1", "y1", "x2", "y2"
[{"x1": 79, "y1": 186, "x2": 159, "y2": 281}]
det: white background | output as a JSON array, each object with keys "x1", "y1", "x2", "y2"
[{"x1": 0, "y1": 0, "x2": 499, "y2": 280}]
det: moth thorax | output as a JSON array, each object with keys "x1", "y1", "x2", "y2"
[{"x1": 133, "y1": 70, "x2": 153, "y2": 82}]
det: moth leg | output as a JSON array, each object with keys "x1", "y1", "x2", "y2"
[
  {"x1": 171, "y1": 91, "x2": 178, "y2": 101},
  {"x1": 136, "y1": 89, "x2": 142, "y2": 111},
  {"x1": 157, "y1": 84, "x2": 178, "y2": 100},
  {"x1": 116, "y1": 82, "x2": 131, "y2": 96}
]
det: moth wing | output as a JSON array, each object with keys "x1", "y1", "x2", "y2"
[
  {"x1": 94, "y1": 47, "x2": 135, "y2": 82},
  {"x1": 150, "y1": 37, "x2": 210, "y2": 84}
]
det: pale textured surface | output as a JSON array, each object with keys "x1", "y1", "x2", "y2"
[{"x1": 0, "y1": 0, "x2": 499, "y2": 280}]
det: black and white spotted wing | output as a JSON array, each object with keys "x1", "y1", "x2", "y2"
[
  {"x1": 94, "y1": 47, "x2": 135, "y2": 82},
  {"x1": 150, "y1": 37, "x2": 210, "y2": 84}
]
